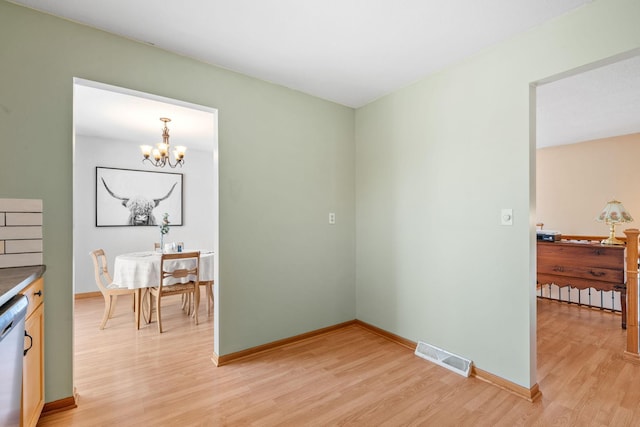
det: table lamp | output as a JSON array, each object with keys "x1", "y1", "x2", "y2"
[{"x1": 595, "y1": 199, "x2": 633, "y2": 245}]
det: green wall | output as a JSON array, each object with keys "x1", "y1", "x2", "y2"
[
  {"x1": 0, "y1": 1, "x2": 355, "y2": 402},
  {"x1": 3, "y1": 0, "x2": 639, "y2": 406},
  {"x1": 355, "y1": 0, "x2": 640, "y2": 387}
]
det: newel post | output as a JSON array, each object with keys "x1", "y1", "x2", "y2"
[{"x1": 624, "y1": 228, "x2": 640, "y2": 362}]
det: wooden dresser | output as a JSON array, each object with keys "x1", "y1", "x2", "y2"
[{"x1": 537, "y1": 240, "x2": 626, "y2": 328}]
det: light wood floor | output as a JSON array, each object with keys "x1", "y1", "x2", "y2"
[{"x1": 38, "y1": 296, "x2": 640, "y2": 426}]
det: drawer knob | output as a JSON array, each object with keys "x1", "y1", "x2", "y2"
[{"x1": 34, "y1": 290, "x2": 42, "y2": 297}]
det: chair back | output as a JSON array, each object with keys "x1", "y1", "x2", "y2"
[
  {"x1": 90, "y1": 249, "x2": 112, "y2": 294},
  {"x1": 159, "y1": 251, "x2": 200, "y2": 290}
]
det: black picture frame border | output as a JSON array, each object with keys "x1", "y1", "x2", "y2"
[{"x1": 95, "y1": 166, "x2": 184, "y2": 227}]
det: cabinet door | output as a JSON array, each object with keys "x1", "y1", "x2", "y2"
[
  {"x1": 22, "y1": 302, "x2": 44, "y2": 427},
  {"x1": 22, "y1": 278, "x2": 44, "y2": 319}
]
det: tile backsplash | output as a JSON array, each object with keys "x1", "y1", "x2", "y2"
[{"x1": 0, "y1": 198, "x2": 43, "y2": 268}]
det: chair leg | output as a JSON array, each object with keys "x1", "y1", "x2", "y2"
[
  {"x1": 143, "y1": 290, "x2": 152, "y2": 324},
  {"x1": 194, "y1": 283, "x2": 213, "y2": 317},
  {"x1": 108, "y1": 294, "x2": 118, "y2": 318},
  {"x1": 193, "y1": 289, "x2": 199, "y2": 326},
  {"x1": 207, "y1": 284, "x2": 213, "y2": 316},
  {"x1": 192, "y1": 287, "x2": 202, "y2": 319},
  {"x1": 135, "y1": 290, "x2": 140, "y2": 330},
  {"x1": 181, "y1": 294, "x2": 189, "y2": 313},
  {"x1": 156, "y1": 293, "x2": 163, "y2": 333},
  {"x1": 100, "y1": 295, "x2": 112, "y2": 330}
]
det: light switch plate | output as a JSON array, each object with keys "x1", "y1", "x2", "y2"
[{"x1": 501, "y1": 208, "x2": 513, "y2": 226}]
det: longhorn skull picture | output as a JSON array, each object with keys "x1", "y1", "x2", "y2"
[
  {"x1": 97, "y1": 167, "x2": 182, "y2": 227},
  {"x1": 101, "y1": 178, "x2": 177, "y2": 225}
]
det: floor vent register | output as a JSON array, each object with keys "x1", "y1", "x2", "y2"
[{"x1": 414, "y1": 341, "x2": 472, "y2": 377}]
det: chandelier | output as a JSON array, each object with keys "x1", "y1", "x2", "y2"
[{"x1": 140, "y1": 117, "x2": 186, "y2": 168}]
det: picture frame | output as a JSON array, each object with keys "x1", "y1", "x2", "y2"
[{"x1": 96, "y1": 167, "x2": 183, "y2": 227}]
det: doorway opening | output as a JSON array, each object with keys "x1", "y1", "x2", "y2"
[
  {"x1": 532, "y1": 50, "x2": 640, "y2": 383},
  {"x1": 71, "y1": 78, "x2": 220, "y2": 378}
]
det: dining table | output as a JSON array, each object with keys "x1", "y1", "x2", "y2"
[{"x1": 110, "y1": 250, "x2": 214, "y2": 329}]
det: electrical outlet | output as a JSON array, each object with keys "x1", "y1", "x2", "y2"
[{"x1": 329, "y1": 212, "x2": 336, "y2": 225}]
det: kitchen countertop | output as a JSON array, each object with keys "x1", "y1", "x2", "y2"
[{"x1": 0, "y1": 265, "x2": 46, "y2": 307}]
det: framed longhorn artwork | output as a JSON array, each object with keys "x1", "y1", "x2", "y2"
[{"x1": 95, "y1": 167, "x2": 183, "y2": 227}]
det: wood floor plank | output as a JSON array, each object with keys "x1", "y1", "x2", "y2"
[{"x1": 38, "y1": 296, "x2": 640, "y2": 426}]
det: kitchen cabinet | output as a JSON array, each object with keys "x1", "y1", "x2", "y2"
[{"x1": 21, "y1": 277, "x2": 44, "y2": 427}]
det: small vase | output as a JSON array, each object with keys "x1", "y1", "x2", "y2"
[{"x1": 160, "y1": 234, "x2": 164, "y2": 253}]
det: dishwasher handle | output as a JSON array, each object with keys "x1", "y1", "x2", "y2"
[
  {"x1": 23, "y1": 331, "x2": 33, "y2": 356},
  {"x1": 1, "y1": 320, "x2": 14, "y2": 340}
]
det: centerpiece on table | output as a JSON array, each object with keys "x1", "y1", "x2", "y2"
[{"x1": 159, "y1": 212, "x2": 170, "y2": 252}]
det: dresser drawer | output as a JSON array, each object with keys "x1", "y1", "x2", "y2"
[
  {"x1": 537, "y1": 243, "x2": 624, "y2": 269},
  {"x1": 537, "y1": 263, "x2": 623, "y2": 283}
]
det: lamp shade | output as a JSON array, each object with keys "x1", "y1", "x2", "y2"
[{"x1": 596, "y1": 199, "x2": 633, "y2": 224}]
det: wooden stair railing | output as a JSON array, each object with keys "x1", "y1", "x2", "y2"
[
  {"x1": 560, "y1": 234, "x2": 627, "y2": 243},
  {"x1": 624, "y1": 228, "x2": 639, "y2": 362}
]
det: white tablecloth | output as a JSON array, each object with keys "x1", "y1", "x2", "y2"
[{"x1": 111, "y1": 250, "x2": 214, "y2": 289}]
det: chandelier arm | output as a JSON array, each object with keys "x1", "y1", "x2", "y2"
[{"x1": 166, "y1": 158, "x2": 184, "y2": 168}]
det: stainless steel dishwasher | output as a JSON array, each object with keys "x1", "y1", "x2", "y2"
[{"x1": 0, "y1": 294, "x2": 28, "y2": 427}]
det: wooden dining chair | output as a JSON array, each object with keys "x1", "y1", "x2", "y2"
[
  {"x1": 90, "y1": 249, "x2": 136, "y2": 330},
  {"x1": 154, "y1": 242, "x2": 191, "y2": 312},
  {"x1": 149, "y1": 251, "x2": 200, "y2": 333}
]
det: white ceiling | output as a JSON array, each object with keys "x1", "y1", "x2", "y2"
[
  {"x1": 74, "y1": 82, "x2": 216, "y2": 150},
  {"x1": 13, "y1": 0, "x2": 640, "y2": 148},
  {"x1": 11, "y1": 0, "x2": 593, "y2": 108},
  {"x1": 537, "y1": 55, "x2": 640, "y2": 148}
]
